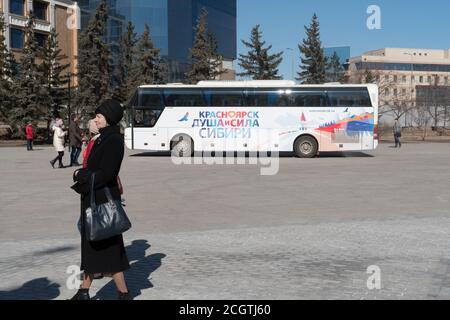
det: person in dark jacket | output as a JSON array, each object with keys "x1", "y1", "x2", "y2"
[
  {"x1": 393, "y1": 118, "x2": 402, "y2": 148},
  {"x1": 69, "y1": 115, "x2": 83, "y2": 166},
  {"x1": 70, "y1": 99, "x2": 131, "y2": 300}
]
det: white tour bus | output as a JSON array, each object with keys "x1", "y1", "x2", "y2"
[{"x1": 124, "y1": 80, "x2": 378, "y2": 158}]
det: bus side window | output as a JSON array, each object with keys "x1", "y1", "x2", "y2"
[
  {"x1": 328, "y1": 90, "x2": 372, "y2": 107},
  {"x1": 133, "y1": 109, "x2": 159, "y2": 128},
  {"x1": 207, "y1": 90, "x2": 246, "y2": 107},
  {"x1": 291, "y1": 92, "x2": 327, "y2": 107},
  {"x1": 164, "y1": 90, "x2": 206, "y2": 107}
]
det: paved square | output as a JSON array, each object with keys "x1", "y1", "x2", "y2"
[{"x1": 0, "y1": 142, "x2": 449, "y2": 299}]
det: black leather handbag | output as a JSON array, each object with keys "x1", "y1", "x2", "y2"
[{"x1": 80, "y1": 173, "x2": 131, "y2": 241}]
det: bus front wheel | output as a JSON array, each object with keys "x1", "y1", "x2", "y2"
[
  {"x1": 294, "y1": 136, "x2": 318, "y2": 158},
  {"x1": 171, "y1": 135, "x2": 194, "y2": 157}
]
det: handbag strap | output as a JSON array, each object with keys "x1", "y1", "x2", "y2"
[
  {"x1": 103, "y1": 186, "x2": 114, "y2": 202},
  {"x1": 89, "y1": 171, "x2": 116, "y2": 205},
  {"x1": 89, "y1": 172, "x2": 96, "y2": 210}
]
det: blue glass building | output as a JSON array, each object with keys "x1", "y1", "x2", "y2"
[
  {"x1": 324, "y1": 46, "x2": 351, "y2": 67},
  {"x1": 78, "y1": 0, "x2": 237, "y2": 82}
]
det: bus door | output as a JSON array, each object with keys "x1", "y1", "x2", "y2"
[{"x1": 131, "y1": 89, "x2": 165, "y2": 150}]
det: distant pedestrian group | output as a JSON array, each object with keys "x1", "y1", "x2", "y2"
[{"x1": 48, "y1": 115, "x2": 95, "y2": 169}]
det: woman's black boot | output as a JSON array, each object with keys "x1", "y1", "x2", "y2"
[
  {"x1": 70, "y1": 288, "x2": 90, "y2": 300},
  {"x1": 117, "y1": 291, "x2": 132, "y2": 300}
]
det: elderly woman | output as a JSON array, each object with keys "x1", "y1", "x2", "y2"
[{"x1": 70, "y1": 100, "x2": 131, "y2": 300}]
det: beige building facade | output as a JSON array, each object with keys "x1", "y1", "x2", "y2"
[
  {"x1": 348, "y1": 48, "x2": 450, "y2": 102},
  {"x1": 348, "y1": 48, "x2": 450, "y2": 126},
  {"x1": 0, "y1": 0, "x2": 78, "y2": 81}
]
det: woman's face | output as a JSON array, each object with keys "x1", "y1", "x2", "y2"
[{"x1": 95, "y1": 113, "x2": 108, "y2": 129}]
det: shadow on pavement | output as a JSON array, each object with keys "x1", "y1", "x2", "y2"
[
  {"x1": 0, "y1": 278, "x2": 60, "y2": 300},
  {"x1": 130, "y1": 151, "x2": 373, "y2": 158},
  {"x1": 33, "y1": 245, "x2": 77, "y2": 256},
  {"x1": 92, "y1": 240, "x2": 166, "y2": 300}
]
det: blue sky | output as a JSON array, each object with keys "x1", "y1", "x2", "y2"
[{"x1": 236, "y1": 0, "x2": 450, "y2": 80}]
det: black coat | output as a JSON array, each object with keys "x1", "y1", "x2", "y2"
[{"x1": 71, "y1": 125, "x2": 130, "y2": 274}]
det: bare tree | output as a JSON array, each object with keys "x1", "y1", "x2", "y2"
[
  {"x1": 348, "y1": 70, "x2": 415, "y2": 123},
  {"x1": 411, "y1": 103, "x2": 432, "y2": 141},
  {"x1": 416, "y1": 77, "x2": 450, "y2": 133}
]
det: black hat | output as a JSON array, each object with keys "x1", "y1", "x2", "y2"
[{"x1": 95, "y1": 99, "x2": 123, "y2": 126}]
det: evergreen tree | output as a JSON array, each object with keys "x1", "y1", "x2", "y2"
[
  {"x1": 41, "y1": 27, "x2": 70, "y2": 140},
  {"x1": 0, "y1": 14, "x2": 16, "y2": 122},
  {"x1": 207, "y1": 30, "x2": 225, "y2": 79},
  {"x1": 127, "y1": 24, "x2": 166, "y2": 96},
  {"x1": 12, "y1": 11, "x2": 46, "y2": 135},
  {"x1": 112, "y1": 21, "x2": 138, "y2": 104},
  {"x1": 76, "y1": 0, "x2": 111, "y2": 115},
  {"x1": 297, "y1": 14, "x2": 326, "y2": 84},
  {"x1": 238, "y1": 25, "x2": 283, "y2": 80},
  {"x1": 326, "y1": 52, "x2": 345, "y2": 83},
  {"x1": 186, "y1": 8, "x2": 225, "y2": 84}
]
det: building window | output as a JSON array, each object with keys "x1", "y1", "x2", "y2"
[
  {"x1": 402, "y1": 75, "x2": 407, "y2": 83},
  {"x1": 427, "y1": 76, "x2": 432, "y2": 83},
  {"x1": 10, "y1": 0, "x2": 25, "y2": 15},
  {"x1": 384, "y1": 88, "x2": 390, "y2": 97},
  {"x1": 10, "y1": 28, "x2": 24, "y2": 49},
  {"x1": 385, "y1": 75, "x2": 389, "y2": 82},
  {"x1": 35, "y1": 33, "x2": 48, "y2": 47},
  {"x1": 393, "y1": 75, "x2": 398, "y2": 83},
  {"x1": 445, "y1": 77, "x2": 449, "y2": 85},
  {"x1": 419, "y1": 76, "x2": 423, "y2": 83},
  {"x1": 33, "y1": 1, "x2": 48, "y2": 21},
  {"x1": 393, "y1": 88, "x2": 398, "y2": 96},
  {"x1": 402, "y1": 89, "x2": 407, "y2": 96}
]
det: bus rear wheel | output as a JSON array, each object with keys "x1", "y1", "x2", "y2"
[
  {"x1": 294, "y1": 136, "x2": 318, "y2": 158},
  {"x1": 171, "y1": 135, "x2": 194, "y2": 157}
]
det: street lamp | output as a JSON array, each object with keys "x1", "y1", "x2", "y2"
[
  {"x1": 66, "y1": 72, "x2": 73, "y2": 152},
  {"x1": 403, "y1": 52, "x2": 415, "y2": 127},
  {"x1": 286, "y1": 48, "x2": 295, "y2": 81}
]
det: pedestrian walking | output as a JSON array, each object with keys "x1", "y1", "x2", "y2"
[
  {"x1": 70, "y1": 99, "x2": 131, "y2": 300},
  {"x1": 50, "y1": 119, "x2": 67, "y2": 168},
  {"x1": 69, "y1": 114, "x2": 83, "y2": 167},
  {"x1": 25, "y1": 122, "x2": 34, "y2": 151},
  {"x1": 393, "y1": 118, "x2": 402, "y2": 148}
]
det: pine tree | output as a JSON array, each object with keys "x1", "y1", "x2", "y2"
[
  {"x1": 186, "y1": 8, "x2": 226, "y2": 84},
  {"x1": 297, "y1": 14, "x2": 327, "y2": 84},
  {"x1": 0, "y1": 14, "x2": 16, "y2": 123},
  {"x1": 207, "y1": 30, "x2": 226, "y2": 80},
  {"x1": 326, "y1": 52, "x2": 345, "y2": 83},
  {"x1": 127, "y1": 24, "x2": 166, "y2": 96},
  {"x1": 238, "y1": 25, "x2": 283, "y2": 80},
  {"x1": 112, "y1": 21, "x2": 138, "y2": 104},
  {"x1": 76, "y1": 0, "x2": 111, "y2": 115},
  {"x1": 12, "y1": 11, "x2": 46, "y2": 136},
  {"x1": 41, "y1": 27, "x2": 70, "y2": 140}
]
